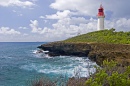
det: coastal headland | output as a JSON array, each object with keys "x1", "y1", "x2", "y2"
[
  {"x1": 37, "y1": 29, "x2": 130, "y2": 85},
  {"x1": 38, "y1": 42, "x2": 130, "y2": 66},
  {"x1": 38, "y1": 29, "x2": 130, "y2": 66}
]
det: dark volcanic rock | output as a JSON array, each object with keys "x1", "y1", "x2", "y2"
[
  {"x1": 38, "y1": 42, "x2": 91, "y2": 57},
  {"x1": 88, "y1": 43, "x2": 130, "y2": 66},
  {"x1": 38, "y1": 42, "x2": 130, "y2": 66}
]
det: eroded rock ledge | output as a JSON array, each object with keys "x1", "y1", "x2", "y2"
[
  {"x1": 38, "y1": 42, "x2": 130, "y2": 66},
  {"x1": 38, "y1": 42, "x2": 91, "y2": 57}
]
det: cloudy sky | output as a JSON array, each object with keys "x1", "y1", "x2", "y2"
[{"x1": 0, "y1": 0, "x2": 130, "y2": 42}]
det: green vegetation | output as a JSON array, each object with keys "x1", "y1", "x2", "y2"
[
  {"x1": 85, "y1": 60, "x2": 130, "y2": 86},
  {"x1": 64, "y1": 28, "x2": 130, "y2": 44}
]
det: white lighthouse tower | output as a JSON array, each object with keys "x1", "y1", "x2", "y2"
[{"x1": 97, "y1": 4, "x2": 105, "y2": 30}]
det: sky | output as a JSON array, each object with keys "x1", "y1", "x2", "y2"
[{"x1": 0, "y1": 0, "x2": 130, "y2": 42}]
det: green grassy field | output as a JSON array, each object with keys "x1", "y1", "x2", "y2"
[{"x1": 64, "y1": 28, "x2": 130, "y2": 44}]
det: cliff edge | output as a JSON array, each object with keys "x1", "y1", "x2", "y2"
[
  {"x1": 38, "y1": 42, "x2": 130, "y2": 66},
  {"x1": 38, "y1": 29, "x2": 130, "y2": 66},
  {"x1": 38, "y1": 42, "x2": 91, "y2": 57}
]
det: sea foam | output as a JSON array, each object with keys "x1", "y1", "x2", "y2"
[{"x1": 20, "y1": 55, "x2": 97, "y2": 77}]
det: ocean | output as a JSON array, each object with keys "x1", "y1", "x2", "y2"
[{"x1": 0, "y1": 42, "x2": 96, "y2": 86}]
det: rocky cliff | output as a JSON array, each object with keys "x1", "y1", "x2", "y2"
[
  {"x1": 38, "y1": 42, "x2": 91, "y2": 57},
  {"x1": 88, "y1": 43, "x2": 130, "y2": 66},
  {"x1": 38, "y1": 42, "x2": 130, "y2": 66}
]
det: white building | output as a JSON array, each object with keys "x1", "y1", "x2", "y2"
[{"x1": 97, "y1": 4, "x2": 105, "y2": 30}]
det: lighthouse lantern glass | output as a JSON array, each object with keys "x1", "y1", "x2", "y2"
[{"x1": 99, "y1": 9, "x2": 103, "y2": 12}]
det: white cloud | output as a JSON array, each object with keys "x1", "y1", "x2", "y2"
[
  {"x1": 28, "y1": 0, "x2": 130, "y2": 42},
  {"x1": 69, "y1": 17, "x2": 88, "y2": 25},
  {"x1": 30, "y1": 20, "x2": 43, "y2": 33},
  {"x1": 105, "y1": 18, "x2": 130, "y2": 31},
  {"x1": 50, "y1": 0, "x2": 99, "y2": 16},
  {"x1": 0, "y1": 27, "x2": 21, "y2": 35},
  {"x1": 46, "y1": 10, "x2": 71, "y2": 19},
  {"x1": 50, "y1": 0, "x2": 130, "y2": 18},
  {"x1": 51, "y1": 17, "x2": 97, "y2": 35},
  {"x1": 30, "y1": 20, "x2": 52, "y2": 34},
  {"x1": 0, "y1": 0, "x2": 35, "y2": 8},
  {"x1": 2, "y1": 0, "x2": 129, "y2": 42},
  {"x1": 30, "y1": 16, "x2": 130, "y2": 41},
  {"x1": 29, "y1": 17, "x2": 98, "y2": 41},
  {"x1": 39, "y1": 16, "x2": 45, "y2": 19}
]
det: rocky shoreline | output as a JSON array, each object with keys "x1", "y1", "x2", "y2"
[{"x1": 38, "y1": 42, "x2": 130, "y2": 66}]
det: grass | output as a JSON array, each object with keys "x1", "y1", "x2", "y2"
[{"x1": 64, "y1": 28, "x2": 130, "y2": 44}]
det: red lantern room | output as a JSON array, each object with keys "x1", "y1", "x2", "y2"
[{"x1": 97, "y1": 4, "x2": 105, "y2": 17}]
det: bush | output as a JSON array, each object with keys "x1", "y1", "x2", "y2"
[{"x1": 85, "y1": 60, "x2": 130, "y2": 86}]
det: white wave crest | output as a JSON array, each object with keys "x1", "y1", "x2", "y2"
[
  {"x1": 20, "y1": 56, "x2": 97, "y2": 77},
  {"x1": 31, "y1": 49, "x2": 51, "y2": 58}
]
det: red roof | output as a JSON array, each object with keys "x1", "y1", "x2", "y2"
[{"x1": 97, "y1": 4, "x2": 105, "y2": 17}]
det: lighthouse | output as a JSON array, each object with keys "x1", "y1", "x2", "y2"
[{"x1": 97, "y1": 4, "x2": 105, "y2": 30}]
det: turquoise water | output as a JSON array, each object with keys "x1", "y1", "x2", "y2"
[{"x1": 0, "y1": 42, "x2": 96, "y2": 86}]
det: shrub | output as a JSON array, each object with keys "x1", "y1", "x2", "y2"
[{"x1": 85, "y1": 60, "x2": 130, "y2": 86}]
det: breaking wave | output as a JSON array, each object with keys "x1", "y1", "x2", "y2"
[{"x1": 20, "y1": 55, "x2": 97, "y2": 77}]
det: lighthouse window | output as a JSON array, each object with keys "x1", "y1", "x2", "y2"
[{"x1": 99, "y1": 9, "x2": 103, "y2": 12}]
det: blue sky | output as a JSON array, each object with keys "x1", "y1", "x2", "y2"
[{"x1": 0, "y1": 0, "x2": 130, "y2": 42}]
